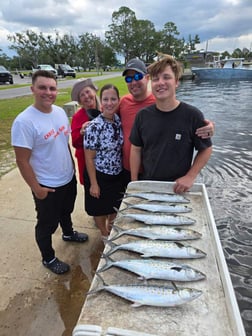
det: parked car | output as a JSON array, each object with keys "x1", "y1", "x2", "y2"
[
  {"x1": 32, "y1": 64, "x2": 58, "y2": 77},
  {"x1": 103, "y1": 65, "x2": 112, "y2": 71},
  {"x1": 56, "y1": 64, "x2": 76, "y2": 78},
  {"x1": 0, "y1": 65, "x2": 14, "y2": 84},
  {"x1": 73, "y1": 66, "x2": 84, "y2": 72}
]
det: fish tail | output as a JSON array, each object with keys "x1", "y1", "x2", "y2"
[
  {"x1": 87, "y1": 273, "x2": 106, "y2": 295},
  {"x1": 120, "y1": 200, "x2": 132, "y2": 211},
  {"x1": 97, "y1": 255, "x2": 114, "y2": 273},
  {"x1": 108, "y1": 224, "x2": 123, "y2": 241},
  {"x1": 103, "y1": 240, "x2": 117, "y2": 256}
]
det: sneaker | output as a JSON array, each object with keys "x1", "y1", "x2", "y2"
[
  {"x1": 62, "y1": 230, "x2": 88, "y2": 243},
  {"x1": 42, "y1": 257, "x2": 70, "y2": 274}
]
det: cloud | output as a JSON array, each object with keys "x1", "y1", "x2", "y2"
[{"x1": 0, "y1": 0, "x2": 251, "y2": 55}]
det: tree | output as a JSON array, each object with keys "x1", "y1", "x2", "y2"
[
  {"x1": 131, "y1": 19, "x2": 158, "y2": 62},
  {"x1": 8, "y1": 30, "x2": 43, "y2": 67},
  {"x1": 184, "y1": 34, "x2": 201, "y2": 53},
  {"x1": 159, "y1": 22, "x2": 180, "y2": 56},
  {"x1": 105, "y1": 6, "x2": 137, "y2": 63}
]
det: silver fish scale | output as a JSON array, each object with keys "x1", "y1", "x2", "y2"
[
  {"x1": 111, "y1": 225, "x2": 201, "y2": 240},
  {"x1": 106, "y1": 240, "x2": 206, "y2": 259},
  {"x1": 119, "y1": 213, "x2": 195, "y2": 225},
  {"x1": 102, "y1": 284, "x2": 202, "y2": 307},
  {"x1": 98, "y1": 258, "x2": 206, "y2": 281},
  {"x1": 124, "y1": 203, "x2": 192, "y2": 213},
  {"x1": 124, "y1": 192, "x2": 190, "y2": 203}
]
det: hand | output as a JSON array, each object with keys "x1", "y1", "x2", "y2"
[
  {"x1": 34, "y1": 186, "x2": 55, "y2": 200},
  {"x1": 90, "y1": 184, "x2": 100, "y2": 198},
  {"x1": 173, "y1": 175, "x2": 195, "y2": 194},
  {"x1": 80, "y1": 121, "x2": 90, "y2": 135},
  {"x1": 195, "y1": 119, "x2": 215, "y2": 139}
]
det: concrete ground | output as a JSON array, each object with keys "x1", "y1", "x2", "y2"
[{"x1": 0, "y1": 168, "x2": 104, "y2": 336}]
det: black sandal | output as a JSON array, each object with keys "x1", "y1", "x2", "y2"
[
  {"x1": 62, "y1": 230, "x2": 88, "y2": 243},
  {"x1": 42, "y1": 258, "x2": 70, "y2": 274}
]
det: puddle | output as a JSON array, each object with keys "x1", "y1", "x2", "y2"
[{"x1": 0, "y1": 239, "x2": 104, "y2": 336}]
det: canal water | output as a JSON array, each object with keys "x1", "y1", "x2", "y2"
[{"x1": 177, "y1": 79, "x2": 252, "y2": 335}]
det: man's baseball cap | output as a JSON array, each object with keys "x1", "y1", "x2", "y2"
[{"x1": 122, "y1": 58, "x2": 148, "y2": 76}]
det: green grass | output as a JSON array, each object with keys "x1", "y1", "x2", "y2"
[{"x1": 0, "y1": 76, "x2": 128, "y2": 173}]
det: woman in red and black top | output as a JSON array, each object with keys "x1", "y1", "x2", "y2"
[{"x1": 71, "y1": 78, "x2": 100, "y2": 185}]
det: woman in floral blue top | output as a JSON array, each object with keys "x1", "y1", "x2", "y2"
[{"x1": 84, "y1": 84, "x2": 124, "y2": 239}]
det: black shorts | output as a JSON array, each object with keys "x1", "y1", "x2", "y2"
[{"x1": 84, "y1": 169, "x2": 124, "y2": 216}]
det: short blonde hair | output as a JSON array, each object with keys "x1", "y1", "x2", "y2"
[{"x1": 147, "y1": 55, "x2": 183, "y2": 81}]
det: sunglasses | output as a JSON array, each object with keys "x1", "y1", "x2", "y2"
[{"x1": 125, "y1": 73, "x2": 144, "y2": 83}]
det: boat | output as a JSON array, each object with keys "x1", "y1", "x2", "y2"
[
  {"x1": 192, "y1": 56, "x2": 252, "y2": 80},
  {"x1": 72, "y1": 181, "x2": 246, "y2": 336}
]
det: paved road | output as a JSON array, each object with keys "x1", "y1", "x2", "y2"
[{"x1": 0, "y1": 72, "x2": 122, "y2": 99}]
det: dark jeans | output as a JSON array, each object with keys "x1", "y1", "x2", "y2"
[{"x1": 32, "y1": 175, "x2": 77, "y2": 262}]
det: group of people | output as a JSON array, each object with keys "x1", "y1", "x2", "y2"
[{"x1": 11, "y1": 56, "x2": 214, "y2": 275}]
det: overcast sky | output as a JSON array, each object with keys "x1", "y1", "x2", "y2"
[{"x1": 0, "y1": 0, "x2": 251, "y2": 57}]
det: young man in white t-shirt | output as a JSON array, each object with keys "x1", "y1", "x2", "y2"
[{"x1": 11, "y1": 70, "x2": 88, "y2": 275}]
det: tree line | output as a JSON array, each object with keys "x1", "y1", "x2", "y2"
[{"x1": 0, "y1": 6, "x2": 251, "y2": 71}]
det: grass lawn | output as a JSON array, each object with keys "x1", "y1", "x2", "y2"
[{"x1": 0, "y1": 76, "x2": 128, "y2": 175}]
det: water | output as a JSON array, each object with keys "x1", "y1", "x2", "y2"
[{"x1": 177, "y1": 79, "x2": 252, "y2": 335}]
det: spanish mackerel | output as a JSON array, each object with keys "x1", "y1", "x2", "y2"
[
  {"x1": 122, "y1": 201, "x2": 192, "y2": 213},
  {"x1": 111, "y1": 224, "x2": 201, "y2": 241},
  {"x1": 88, "y1": 275, "x2": 202, "y2": 307},
  {"x1": 116, "y1": 212, "x2": 195, "y2": 225},
  {"x1": 123, "y1": 192, "x2": 190, "y2": 203},
  {"x1": 105, "y1": 240, "x2": 206, "y2": 259},
  {"x1": 98, "y1": 256, "x2": 206, "y2": 282}
]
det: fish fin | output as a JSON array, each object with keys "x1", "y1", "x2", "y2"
[
  {"x1": 171, "y1": 266, "x2": 182, "y2": 272},
  {"x1": 141, "y1": 253, "x2": 152, "y2": 258},
  {"x1": 175, "y1": 242, "x2": 185, "y2": 247},
  {"x1": 138, "y1": 277, "x2": 148, "y2": 285},
  {"x1": 171, "y1": 281, "x2": 178, "y2": 290},
  {"x1": 131, "y1": 302, "x2": 143, "y2": 308},
  {"x1": 113, "y1": 207, "x2": 120, "y2": 214}
]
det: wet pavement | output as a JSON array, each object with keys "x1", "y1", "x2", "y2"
[{"x1": 0, "y1": 167, "x2": 104, "y2": 336}]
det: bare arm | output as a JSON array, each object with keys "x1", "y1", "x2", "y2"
[
  {"x1": 130, "y1": 145, "x2": 142, "y2": 181},
  {"x1": 196, "y1": 119, "x2": 215, "y2": 139},
  {"x1": 84, "y1": 148, "x2": 100, "y2": 198},
  {"x1": 13, "y1": 146, "x2": 55, "y2": 199},
  {"x1": 174, "y1": 146, "x2": 212, "y2": 194}
]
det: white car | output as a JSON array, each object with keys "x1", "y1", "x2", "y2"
[{"x1": 32, "y1": 64, "x2": 58, "y2": 77}]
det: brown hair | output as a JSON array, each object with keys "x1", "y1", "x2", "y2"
[
  {"x1": 99, "y1": 84, "x2": 120, "y2": 100},
  {"x1": 32, "y1": 70, "x2": 57, "y2": 84},
  {"x1": 147, "y1": 55, "x2": 183, "y2": 81}
]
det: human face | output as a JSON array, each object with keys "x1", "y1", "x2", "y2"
[
  {"x1": 125, "y1": 70, "x2": 149, "y2": 101},
  {"x1": 79, "y1": 86, "x2": 97, "y2": 109},
  {"x1": 31, "y1": 76, "x2": 57, "y2": 113},
  {"x1": 101, "y1": 88, "x2": 119, "y2": 119},
  {"x1": 151, "y1": 65, "x2": 179, "y2": 102}
]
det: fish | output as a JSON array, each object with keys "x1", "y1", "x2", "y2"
[
  {"x1": 104, "y1": 240, "x2": 206, "y2": 259},
  {"x1": 115, "y1": 212, "x2": 196, "y2": 225},
  {"x1": 110, "y1": 224, "x2": 202, "y2": 241},
  {"x1": 98, "y1": 256, "x2": 206, "y2": 282},
  {"x1": 123, "y1": 192, "x2": 190, "y2": 203},
  {"x1": 122, "y1": 201, "x2": 192, "y2": 213},
  {"x1": 88, "y1": 274, "x2": 203, "y2": 307}
]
